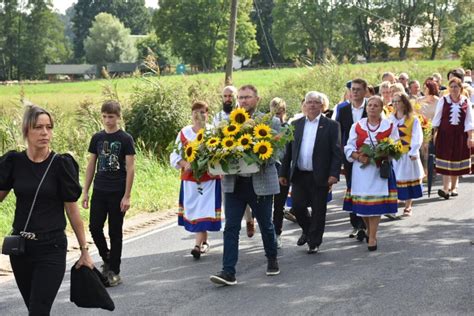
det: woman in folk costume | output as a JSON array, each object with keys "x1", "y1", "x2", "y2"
[
  {"x1": 170, "y1": 101, "x2": 221, "y2": 259},
  {"x1": 343, "y1": 96, "x2": 399, "y2": 251},
  {"x1": 432, "y1": 77, "x2": 474, "y2": 199},
  {"x1": 389, "y1": 92, "x2": 424, "y2": 216}
]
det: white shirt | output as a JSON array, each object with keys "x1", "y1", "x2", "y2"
[
  {"x1": 297, "y1": 114, "x2": 321, "y2": 171},
  {"x1": 212, "y1": 110, "x2": 230, "y2": 127},
  {"x1": 351, "y1": 103, "x2": 365, "y2": 123}
]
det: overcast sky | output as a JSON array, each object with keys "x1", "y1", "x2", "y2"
[{"x1": 52, "y1": 0, "x2": 158, "y2": 14}]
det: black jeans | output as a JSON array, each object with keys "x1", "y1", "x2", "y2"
[
  {"x1": 10, "y1": 232, "x2": 67, "y2": 316},
  {"x1": 273, "y1": 183, "x2": 290, "y2": 236},
  {"x1": 89, "y1": 189, "x2": 125, "y2": 274}
]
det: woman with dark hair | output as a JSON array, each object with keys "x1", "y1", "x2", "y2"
[
  {"x1": 417, "y1": 78, "x2": 440, "y2": 121},
  {"x1": 389, "y1": 93, "x2": 424, "y2": 216},
  {"x1": 416, "y1": 78, "x2": 440, "y2": 176},
  {"x1": 343, "y1": 96, "x2": 399, "y2": 251},
  {"x1": 0, "y1": 105, "x2": 93, "y2": 315},
  {"x1": 433, "y1": 77, "x2": 474, "y2": 199},
  {"x1": 170, "y1": 101, "x2": 222, "y2": 259}
]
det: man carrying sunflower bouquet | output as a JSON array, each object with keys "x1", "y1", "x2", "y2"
[{"x1": 210, "y1": 85, "x2": 292, "y2": 286}]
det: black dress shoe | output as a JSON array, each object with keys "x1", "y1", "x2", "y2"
[
  {"x1": 297, "y1": 233, "x2": 307, "y2": 246},
  {"x1": 437, "y1": 189, "x2": 450, "y2": 200},
  {"x1": 450, "y1": 191, "x2": 458, "y2": 197},
  {"x1": 307, "y1": 244, "x2": 319, "y2": 254},
  {"x1": 356, "y1": 229, "x2": 367, "y2": 242}
]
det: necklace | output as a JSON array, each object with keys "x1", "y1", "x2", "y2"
[{"x1": 366, "y1": 119, "x2": 381, "y2": 132}]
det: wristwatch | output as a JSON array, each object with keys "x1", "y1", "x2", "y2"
[{"x1": 79, "y1": 245, "x2": 89, "y2": 251}]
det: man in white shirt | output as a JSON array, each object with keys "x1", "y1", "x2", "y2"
[{"x1": 279, "y1": 91, "x2": 342, "y2": 254}]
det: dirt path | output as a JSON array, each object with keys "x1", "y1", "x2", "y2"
[{"x1": 0, "y1": 209, "x2": 177, "y2": 283}]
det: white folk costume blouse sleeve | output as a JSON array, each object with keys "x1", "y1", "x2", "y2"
[
  {"x1": 431, "y1": 96, "x2": 445, "y2": 128},
  {"x1": 464, "y1": 98, "x2": 474, "y2": 132},
  {"x1": 408, "y1": 116, "x2": 423, "y2": 158},
  {"x1": 344, "y1": 123, "x2": 358, "y2": 163},
  {"x1": 170, "y1": 131, "x2": 184, "y2": 169}
]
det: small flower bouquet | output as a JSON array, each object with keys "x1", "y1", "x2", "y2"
[
  {"x1": 359, "y1": 137, "x2": 403, "y2": 168},
  {"x1": 180, "y1": 108, "x2": 293, "y2": 178},
  {"x1": 417, "y1": 114, "x2": 432, "y2": 143}
]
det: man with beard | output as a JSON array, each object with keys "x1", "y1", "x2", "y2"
[{"x1": 212, "y1": 86, "x2": 237, "y2": 127}]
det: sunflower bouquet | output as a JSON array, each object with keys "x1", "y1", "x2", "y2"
[
  {"x1": 359, "y1": 137, "x2": 403, "y2": 168},
  {"x1": 181, "y1": 108, "x2": 293, "y2": 176}
]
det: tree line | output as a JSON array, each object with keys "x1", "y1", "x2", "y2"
[{"x1": 0, "y1": 0, "x2": 472, "y2": 81}]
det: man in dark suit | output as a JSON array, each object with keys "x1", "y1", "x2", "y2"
[
  {"x1": 336, "y1": 78, "x2": 368, "y2": 240},
  {"x1": 279, "y1": 91, "x2": 342, "y2": 254}
]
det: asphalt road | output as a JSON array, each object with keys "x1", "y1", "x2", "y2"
[{"x1": 0, "y1": 175, "x2": 472, "y2": 315}]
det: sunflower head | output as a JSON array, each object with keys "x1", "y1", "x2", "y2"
[
  {"x1": 222, "y1": 123, "x2": 241, "y2": 137},
  {"x1": 253, "y1": 140, "x2": 273, "y2": 160},
  {"x1": 206, "y1": 137, "x2": 220, "y2": 148},
  {"x1": 184, "y1": 142, "x2": 198, "y2": 162},
  {"x1": 221, "y1": 136, "x2": 236, "y2": 150},
  {"x1": 195, "y1": 128, "x2": 205, "y2": 143},
  {"x1": 230, "y1": 108, "x2": 250, "y2": 125},
  {"x1": 253, "y1": 123, "x2": 272, "y2": 139},
  {"x1": 238, "y1": 134, "x2": 253, "y2": 150}
]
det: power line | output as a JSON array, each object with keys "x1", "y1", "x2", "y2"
[{"x1": 253, "y1": 0, "x2": 276, "y2": 67}]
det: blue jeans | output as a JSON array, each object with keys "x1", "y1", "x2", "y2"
[{"x1": 223, "y1": 177, "x2": 277, "y2": 275}]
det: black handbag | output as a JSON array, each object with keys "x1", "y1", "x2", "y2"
[
  {"x1": 2, "y1": 154, "x2": 57, "y2": 256},
  {"x1": 1, "y1": 235, "x2": 25, "y2": 256},
  {"x1": 368, "y1": 131, "x2": 391, "y2": 179},
  {"x1": 379, "y1": 160, "x2": 391, "y2": 179}
]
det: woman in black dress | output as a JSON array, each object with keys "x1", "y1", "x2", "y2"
[{"x1": 0, "y1": 105, "x2": 93, "y2": 315}]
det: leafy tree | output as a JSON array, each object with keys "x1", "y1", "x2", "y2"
[
  {"x1": 115, "y1": 0, "x2": 151, "y2": 35},
  {"x1": 0, "y1": 0, "x2": 70, "y2": 80},
  {"x1": 419, "y1": 0, "x2": 450, "y2": 60},
  {"x1": 20, "y1": 0, "x2": 71, "y2": 79},
  {"x1": 0, "y1": 0, "x2": 21, "y2": 80},
  {"x1": 154, "y1": 0, "x2": 258, "y2": 71},
  {"x1": 387, "y1": 0, "x2": 426, "y2": 60},
  {"x1": 451, "y1": 20, "x2": 473, "y2": 53},
  {"x1": 273, "y1": 0, "x2": 342, "y2": 63},
  {"x1": 135, "y1": 33, "x2": 178, "y2": 70},
  {"x1": 250, "y1": 0, "x2": 283, "y2": 66},
  {"x1": 72, "y1": 0, "x2": 151, "y2": 60},
  {"x1": 84, "y1": 12, "x2": 138, "y2": 64},
  {"x1": 351, "y1": 0, "x2": 386, "y2": 62}
]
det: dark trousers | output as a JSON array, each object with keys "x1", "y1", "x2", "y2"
[
  {"x1": 291, "y1": 170, "x2": 329, "y2": 247},
  {"x1": 10, "y1": 232, "x2": 67, "y2": 316},
  {"x1": 89, "y1": 189, "x2": 125, "y2": 274},
  {"x1": 344, "y1": 162, "x2": 366, "y2": 230},
  {"x1": 223, "y1": 176, "x2": 277, "y2": 276},
  {"x1": 273, "y1": 183, "x2": 290, "y2": 236}
]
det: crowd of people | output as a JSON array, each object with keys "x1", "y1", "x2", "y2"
[
  {"x1": 172, "y1": 68, "x2": 473, "y2": 286},
  {"x1": 0, "y1": 68, "x2": 473, "y2": 313}
]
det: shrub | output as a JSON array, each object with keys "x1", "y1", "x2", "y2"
[
  {"x1": 460, "y1": 44, "x2": 474, "y2": 70},
  {"x1": 124, "y1": 78, "x2": 220, "y2": 160}
]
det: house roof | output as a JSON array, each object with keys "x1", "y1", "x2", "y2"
[
  {"x1": 45, "y1": 64, "x2": 97, "y2": 75},
  {"x1": 107, "y1": 63, "x2": 140, "y2": 73}
]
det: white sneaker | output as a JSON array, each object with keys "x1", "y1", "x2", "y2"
[{"x1": 276, "y1": 235, "x2": 282, "y2": 249}]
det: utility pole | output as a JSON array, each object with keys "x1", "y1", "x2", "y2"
[{"x1": 225, "y1": 0, "x2": 238, "y2": 86}]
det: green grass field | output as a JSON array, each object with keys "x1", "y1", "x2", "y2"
[{"x1": 0, "y1": 59, "x2": 459, "y2": 112}]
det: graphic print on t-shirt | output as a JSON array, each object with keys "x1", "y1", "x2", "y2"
[{"x1": 98, "y1": 140, "x2": 122, "y2": 172}]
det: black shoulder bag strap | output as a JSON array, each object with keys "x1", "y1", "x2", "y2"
[{"x1": 20, "y1": 153, "x2": 57, "y2": 240}]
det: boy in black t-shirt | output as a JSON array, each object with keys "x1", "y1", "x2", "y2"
[{"x1": 82, "y1": 100, "x2": 136, "y2": 287}]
